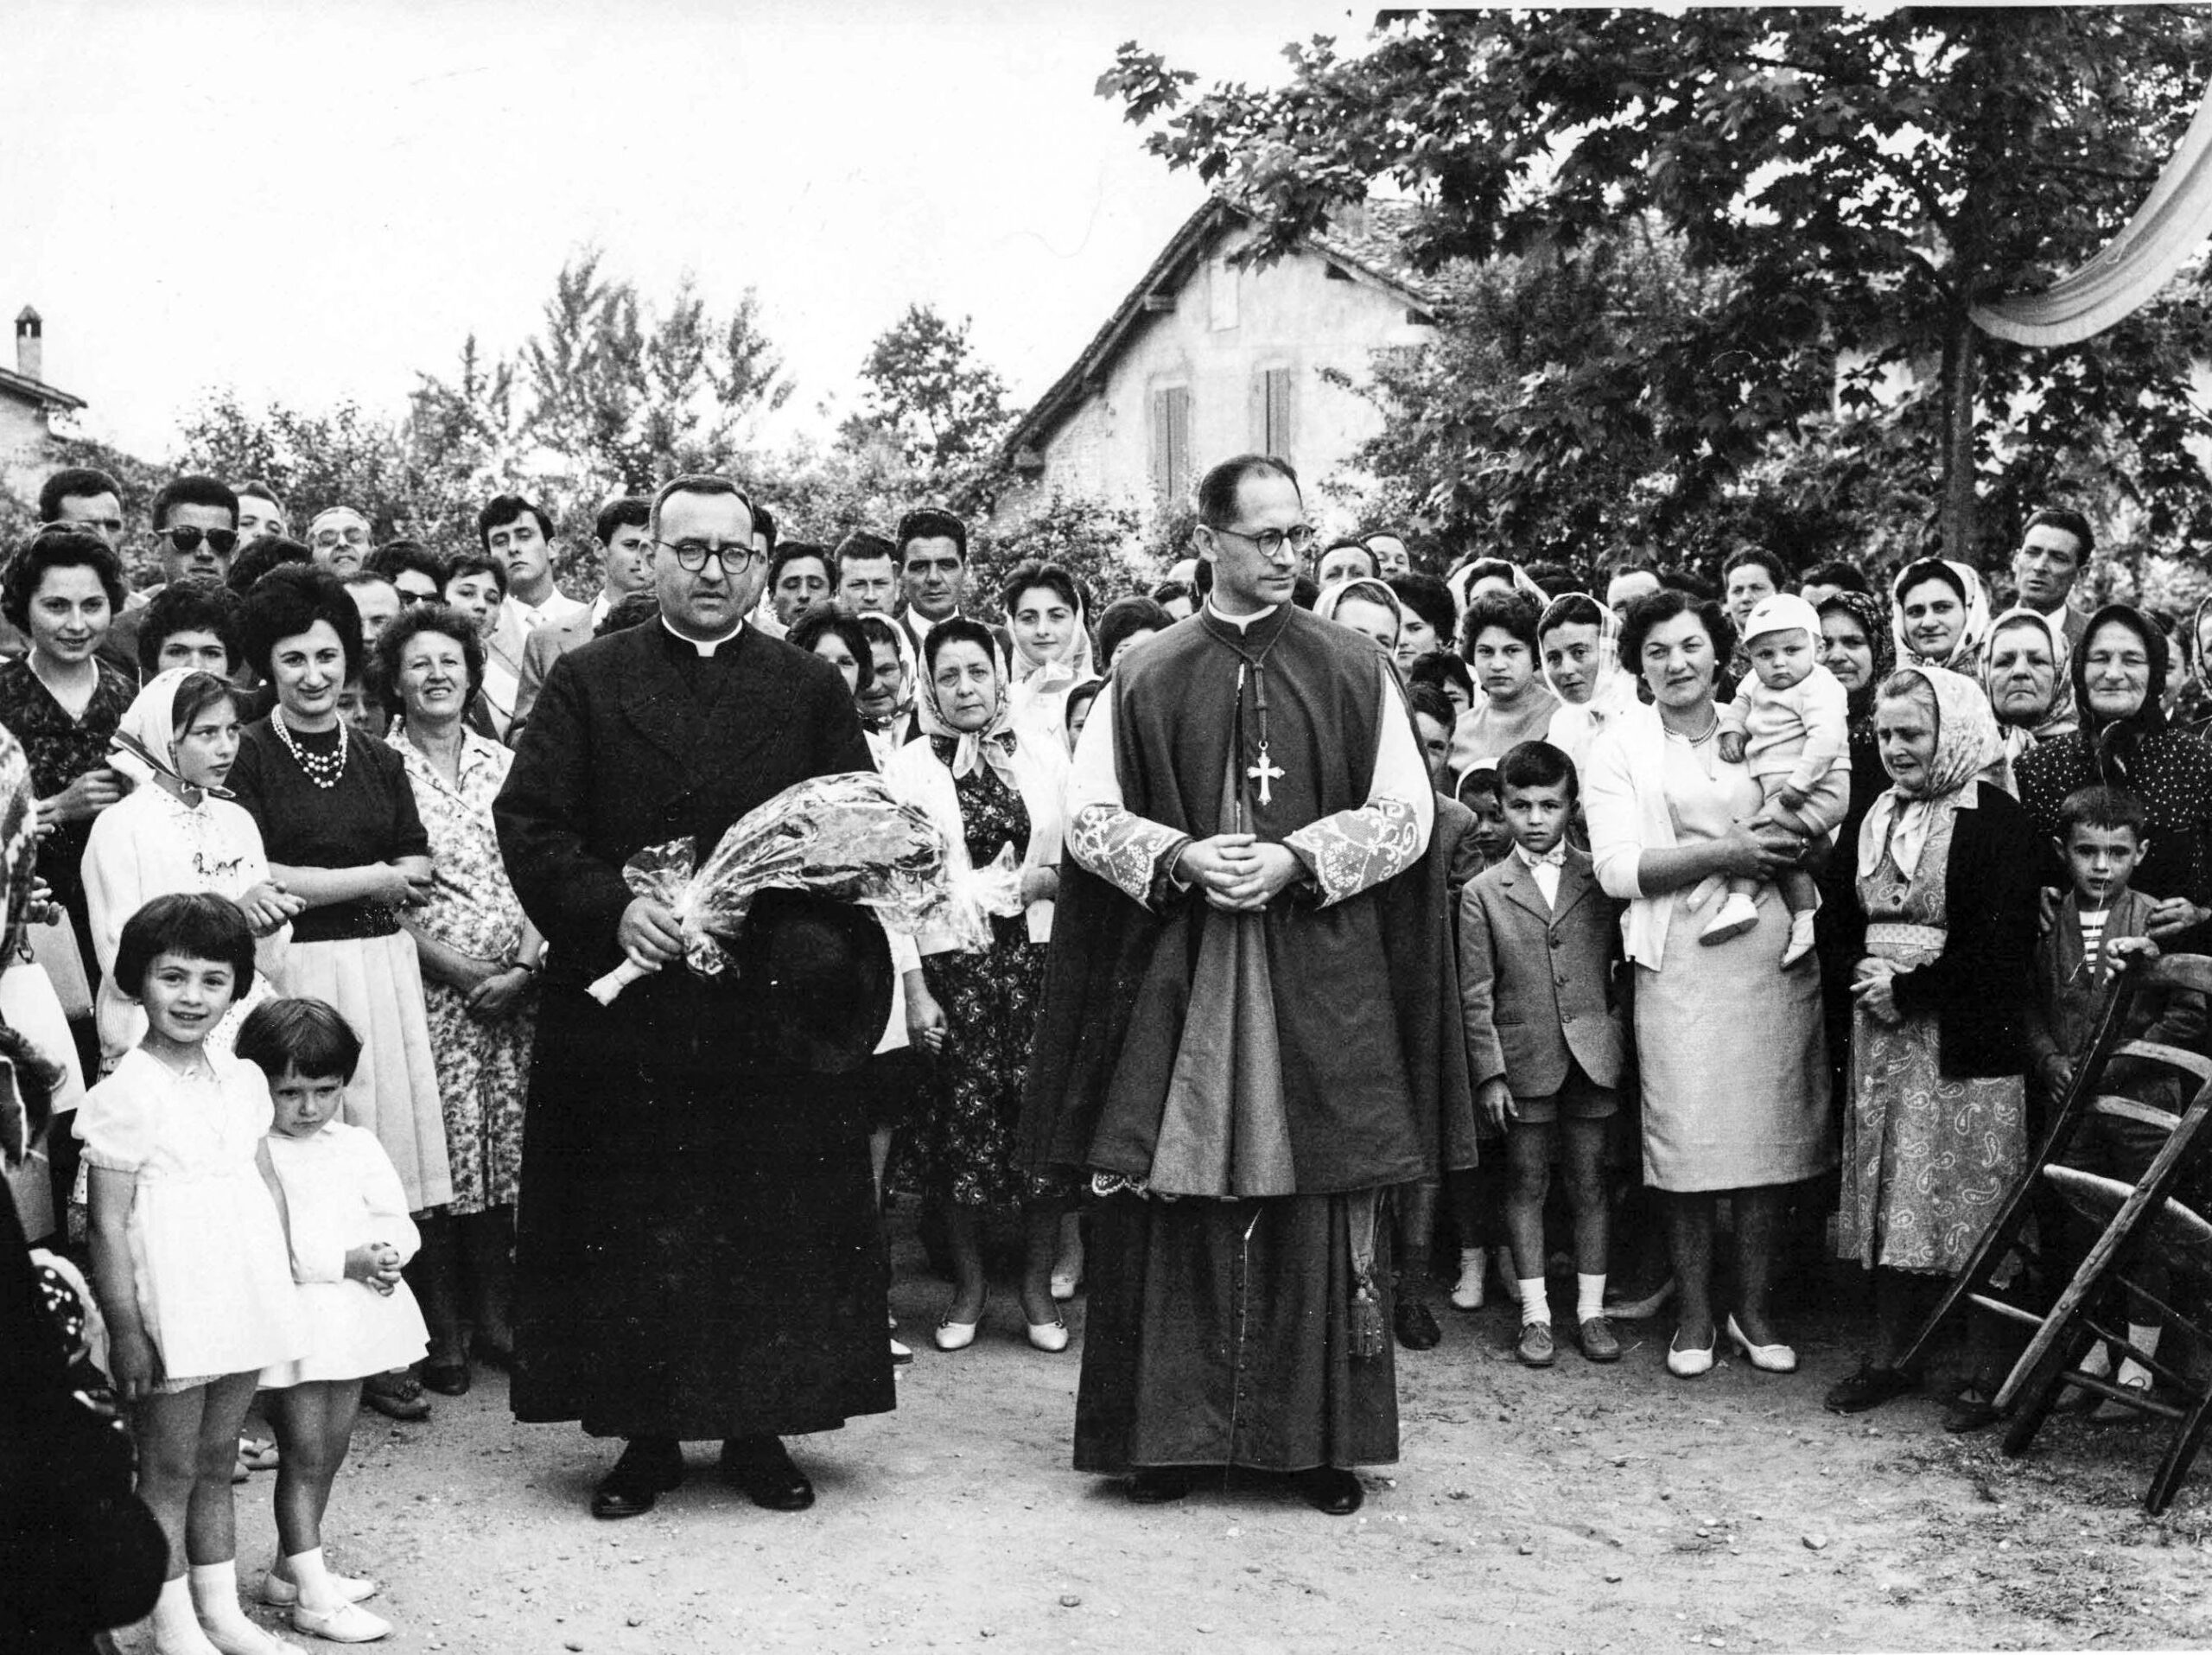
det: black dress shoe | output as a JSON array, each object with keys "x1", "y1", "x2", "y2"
[
  {"x1": 1822, "y1": 1363, "x2": 1921, "y2": 1416},
  {"x1": 719, "y1": 1435, "x2": 814, "y2": 1512},
  {"x1": 421, "y1": 1361, "x2": 471, "y2": 1397},
  {"x1": 1394, "y1": 1296, "x2": 1443, "y2": 1351},
  {"x1": 591, "y1": 1440, "x2": 684, "y2": 1519},
  {"x1": 1294, "y1": 1467, "x2": 1363, "y2": 1516},
  {"x1": 1127, "y1": 1467, "x2": 1193, "y2": 1505}
]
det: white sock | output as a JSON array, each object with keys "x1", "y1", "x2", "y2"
[
  {"x1": 189, "y1": 1560, "x2": 289, "y2": 1654},
  {"x1": 1519, "y1": 1278, "x2": 1549, "y2": 1327},
  {"x1": 1577, "y1": 1272, "x2": 1606, "y2": 1322},
  {"x1": 152, "y1": 1575, "x2": 221, "y2": 1655},
  {"x1": 284, "y1": 1547, "x2": 340, "y2": 1614}
]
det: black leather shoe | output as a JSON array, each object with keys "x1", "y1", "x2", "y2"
[
  {"x1": 1394, "y1": 1296, "x2": 1443, "y2": 1351},
  {"x1": 1294, "y1": 1467, "x2": 1363, "y2": 1516},
  {"x1": 1823, "y1": 1363, "x2": 1921, "y2": 1416},
  {"x1": 591, "y1": 1439, "x2": 684, "y2": 1519},
  {"x1": 1127, "y1": 1467, "x2": 1193, "y2": 1505},
  {"x1": 719, "y1": 1435, "x2": 814, "y2": 1512},
  {"x1": 421, "y1": 1361, "x2": 471, "y2": 1397}
]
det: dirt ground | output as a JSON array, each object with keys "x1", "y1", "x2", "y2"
[{"x1": 115, "y1": 1222, "x2": 2212, "y2": 1655}]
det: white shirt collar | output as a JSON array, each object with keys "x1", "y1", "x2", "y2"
[
  {"x1": 1205, "y1": 598, "x2": 1281, "y2": 633},
  {"x1": 661, "y1": 616, "x2": 746, "y2": 657}
]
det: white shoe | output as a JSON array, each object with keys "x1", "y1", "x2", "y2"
[
  {"x1": 262, "y1": 1569, "x2": 377, "y2": 1607},
  {"x1": 1027, "y1": 1317, "x2": 1071, "y2": 1353},
  {"x1": 1666, "y1": 1329, "x2": 1716, "y2": 1378},
  {"x1": 1049, "y1": 1268, "x2": 1080, "y2": 1302},
  {"x1": 201, "y1": 1620, "x2": 306, "y2": 1655},
  {"x1": 889, "y1": 1337, "x2": 913, "y2": 1365},
  {"x1": 1726, "y1": 1313, "x2": 1798, "y2": 1373},
  {"x1": 1700, "y1": 893, "x2": 1759, "y2": 945},
  {"x1": 1448, "y1": 1250, "x2": 1485, "y2": 1311},
  {"x1": 289, "y1": 1599, "x2": 392, "y2": 1644},
  {"x1": 1781, "y1": 911, "x2": 1818, "y2": 968},
  {"x1": 933, "y1": 1317, "x2": 978, "y2": 1352}
]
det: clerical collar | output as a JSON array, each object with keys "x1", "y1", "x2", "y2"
[
  {"x1": 661, "y1": 616, "x2": 746, "y2": 657},
  {"x1": 1205, "y1": 598, "x2": 1281, "y2": 633}
]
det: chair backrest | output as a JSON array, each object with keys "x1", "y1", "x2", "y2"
[{"x1": 2145, "y1": 952, "x2": 2212, "y2": 1001}]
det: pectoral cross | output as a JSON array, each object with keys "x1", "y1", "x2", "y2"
[{"x1": 1247, "y1": 741, "x2": 1285, "y2": 807}]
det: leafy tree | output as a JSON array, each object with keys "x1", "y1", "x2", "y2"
[
  {"x1": 970, "y1": 488, "x2": 1148, "y2": 622},
  {"x1": 844, "y1": 304, "x2": 1015, "y2": 497},
  {"x1": 1103, "y1": 9, "x2": 2212, "y2": 572}
]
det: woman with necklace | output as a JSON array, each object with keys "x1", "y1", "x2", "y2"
[
  {"x1": 1584, "y1": 589, "x2": 1834, "y2": 1379},
  {"x1": 229, "y1": 566, "x2": 448, "y2": 1422},
  {"x1": 378, "y1": 605, "x2": 541, "y2": 1395}
]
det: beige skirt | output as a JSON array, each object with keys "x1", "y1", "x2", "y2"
[{"x1": 286, "y1": 933, "x2": 452, "y2": 1213}]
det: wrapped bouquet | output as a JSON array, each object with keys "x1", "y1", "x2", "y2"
[{"x1": 587, "y1": 771, "x2": 954, "y2": 1005}]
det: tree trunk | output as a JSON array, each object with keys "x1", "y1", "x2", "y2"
[{"x1": 1939, "y1": 311, "x2": 1980, "y2": 563}]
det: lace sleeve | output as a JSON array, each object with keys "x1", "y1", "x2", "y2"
[
  {"x1": 1285, "y1": 795, "x2": 1425, "y2": 907},
  {"x1": 1068, "y1": 804, "x2": 1189, "y2": 907}
]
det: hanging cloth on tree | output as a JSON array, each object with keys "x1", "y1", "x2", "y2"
[{"x1": 1973, "y1": 79, "x2": 2212, "y2": 347}]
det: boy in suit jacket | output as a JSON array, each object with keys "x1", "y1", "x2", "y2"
[{"x1": 1459, "y1": 741, "x2": 1627, "y2": 1368}]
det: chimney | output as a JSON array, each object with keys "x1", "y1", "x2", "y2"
[{"x1": 15, "y1": 307, "x2": 41, "y2": 383}]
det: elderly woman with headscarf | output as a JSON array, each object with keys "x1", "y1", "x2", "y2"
[
  {"x1": 2015, "y1": 604, "x2": 2212, "y2": 944},
  {"x1": 885, "y1": 617, "x2": 1071, "y2": 1354},
  {"x1": 1002, "y1": 561, "x2": 1096, "y2": 754},
  {"x1": 1890, "y1": 558, "x2": 1993, "y2": 678},
  {"x1": 2170, "y1": 595, "x2": 2212, "y2": 735},
  {"x1": 1981, "y1": 606, "x2": 2076, "y2": 794},
  {"x1": 82, "y1": 670, "x2": 299, "y2": 1070},
  {"x1": 1826, "y1": 665, "x2": 2042, "y2": 1419}
]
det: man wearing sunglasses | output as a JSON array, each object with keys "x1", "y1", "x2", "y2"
[{"x1": 101, "y1": 475, "x2": 239, "y2": 678}]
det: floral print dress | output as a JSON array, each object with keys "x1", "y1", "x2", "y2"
[
  {"x1": 1840, "y1": 806, "x2": 2027, "y2": 1273},
  {"x1": 914, "y1": 747, "x2": 1046, "y2": 1209},
  {"x1": 394, "y1": 725, "x2": 536, "y2": 1214}
]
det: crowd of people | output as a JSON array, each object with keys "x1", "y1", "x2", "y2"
[{"x1": 3, "y1": 453, "x2": 2207, "y2": 1652}]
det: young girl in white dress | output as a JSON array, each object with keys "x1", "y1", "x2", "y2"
[
  {"x1": 76, "y1": 893, "x2": 308, "y2": 1655},
  {"x1": 241, "y1": 997, "x2": 426, "y2": 1645}
]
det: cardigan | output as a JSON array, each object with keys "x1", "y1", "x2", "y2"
[{"x1": 1875, "y1": 780, "x2": 2044, "y2": 1079}]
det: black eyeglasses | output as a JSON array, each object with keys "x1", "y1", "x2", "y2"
[
  {"x1": 1214, "y1": 523, "x2": 1318, "y2": 562},
  {"x1": 155, "y1": 525, "x2": 240, "y2": 557},
  {"x1": 656, "y1": 538, "x2": 767, "y2": 574}
]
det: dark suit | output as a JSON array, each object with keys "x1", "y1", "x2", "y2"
[
  {"x1": 1458, "y1": 846, "x2": 1626, "y2": 1098},
  {"x1": 494, "y1": 621, "x2": 893, "y2": 1441}
]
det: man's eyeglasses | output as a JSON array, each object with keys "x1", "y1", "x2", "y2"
[
  {"x1": 657, "y1": 538, "x2": 768, "y2": 574},
  {"x1": 313, "y1": 527, "x2": 369, "y2": 547},
  {"x1": 1213, "y1": 522, "x2": 1318, "y2": 563},
  {"x1": 155, "y1": 525, "x2": 240, "y2": 557}
]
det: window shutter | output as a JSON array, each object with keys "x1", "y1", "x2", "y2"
[
  {"x1": 1262, "y1": 367, "x2": 1294, "y2": 458},
  {"x1": 1151, "y1": 386, "x2": 1192, "y2": 503}
]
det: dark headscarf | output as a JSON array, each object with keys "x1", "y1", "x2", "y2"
[
  {"x1": 1817, "y1": 589, "x2": 1894, "y2": 739},
  {"x1": 2071, "y1": 603, "x2": 2169, "y2": 785}
]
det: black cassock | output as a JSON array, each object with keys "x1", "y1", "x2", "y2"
[{"x1": 494, "y1": 621, "x2": 894, "y2": 1441}]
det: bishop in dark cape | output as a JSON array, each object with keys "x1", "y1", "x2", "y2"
[
  {"x1": 494, "y1": 474, "x2": 893, "y2": 1520},
  {"x1": 1022, "y1": 455, "x2": 1470, "y2": 1516}
]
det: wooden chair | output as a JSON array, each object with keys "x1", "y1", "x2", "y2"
[
  {"x1": 1993, "y1": 954, "x2": 2212, "y2": 1515},
  {"x1": 1892, "y1": 950, "x2": 2157, "y2": 1377}
]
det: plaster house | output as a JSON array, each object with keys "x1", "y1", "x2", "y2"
[
  {"x1": 997, "y1": 198, "x2": 1442, "y2": 524},
  {"x1": 1, "y1": 307, "x2": 87, "y2": 498}
]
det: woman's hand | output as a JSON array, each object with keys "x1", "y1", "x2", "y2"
[
  {"x1": 2145, "y1": 897, "x2": 2207, "y2": 943},
  {"x1": 906, "y1": 982, "x2": 948, "y2": 1056},
  {"x1": 41, "y1": 767, "x2": 124, "y2": 825},
  {"x1": 1853, "y1": 957, "x2": 1903, "y2": 1025},
  {"x1": 236, "y1": 881, "x2": 303, "y2": 936},
  {"x1": 1710, "y1": 821, "x2": 1802, "y2": 882},
  {"x1": 361, "y1": 863, "x2": 421, "y2": 908},
  {"x1": 23, "y1": 876, "x2": 58, "y2": 926},
  {"x1": 107, "y1": 1325, "x2": 159, "y2": 1402},
  {"x1": 466, "y1": 965, "x2": 533, "y2": 1020},
  {"x1": 1018, "y1": 865, "x2": 1060, "y2": 907},
  {"x1": 343, "y1": 1242, "x2": 403, "y2": 1295}
]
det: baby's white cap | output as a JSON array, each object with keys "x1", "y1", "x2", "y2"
[{"x1": 1743, "y1": 593, "x2": 1822, "y2": 646}]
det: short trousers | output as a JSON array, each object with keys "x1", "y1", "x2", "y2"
[{"x1": 1511, "y1": 1060, "x2": 1619, "y2": 1126}]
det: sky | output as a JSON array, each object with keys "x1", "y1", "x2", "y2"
[{"x1": 3, "y1": 0, "x2": 1369, "y2": 461}]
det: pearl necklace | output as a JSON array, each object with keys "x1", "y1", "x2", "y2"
[{"x1": 275, "y1": 714, "x2": 348, "y2": 790}]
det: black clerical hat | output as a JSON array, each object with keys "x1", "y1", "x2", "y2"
[{"x1": 727, "y1": 889, "x2": 893, "y2": 1074}]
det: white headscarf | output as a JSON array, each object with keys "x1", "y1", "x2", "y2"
[
  {"x1": 1537, "y1": 592, "x2": 1637, "y2": 768},
  {"x1": 1313, "y1": 576, "x2": 1406, "y2": 642},
  {"x1": 1983, "y1": 604, "x2": 2077, "y2": 785},
  {"x1": 1891, "y1": 558, "x2": 1993, "y2": 675},
  {"x1": 108, "y1": 668, "x2": 232, "y2": 802},
  {"x1": 916, "y1": 637, "x2": 1022, "y2": 790},
  {"x1": 1858, "y1": 665, "x2": 2002, "y2": 880}
]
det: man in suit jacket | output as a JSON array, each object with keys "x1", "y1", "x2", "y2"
[
  {"x1": 1457, "y1": 740, "x2": 1626, "y2": 1366},
  {"x1": 495, "y1": 474, "x2": 893, "y2": 1520},
  {"x1": 507, "y1": 496, "x2": 653, "y2": 740}
]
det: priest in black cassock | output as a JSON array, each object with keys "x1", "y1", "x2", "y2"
[
  {"x1": 1023, "y1": 454, "x2": 1470, "y2": 1516},
  {"x1": 494, "y1": 474, "x2": 894, "y2": 1519}
]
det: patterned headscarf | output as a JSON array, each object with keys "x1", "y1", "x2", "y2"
[
  {"x1": 1815, "y1": 589, "x2": 1894, "y2": 738},
  {"x1": 917, "y1": 640, "x2": 1020, "y2": 788},
  {"x1": 1982, "y1": 606, "x2": 2077, "y2": 780},
  {"x1": 109, "y1": 668, "x2": 233, "y2": 801},
  {"x1": 1859, "y1": 665, "x2": 2001, "y2": 879}
]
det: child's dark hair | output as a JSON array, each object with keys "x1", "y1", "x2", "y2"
[
  {"x1": 1498, "y1": 739, "x2": 1579, "y2": 803},
  {"x1": 2056, "y1": 785, "x2": 2149, "y2": 845},
  {"x1": 114, "y1": 893, "x2": 257, "y2": 1002},
  {"x1": 235, "y1": 996, "x2": 364, "y2": 1085}
]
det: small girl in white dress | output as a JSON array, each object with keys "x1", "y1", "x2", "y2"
[
  {"x1": 239, "y1": 997, "x2": 425, "y2": 1645},
  {"x1": 76, "y1": 893, "x2": 307, "y2": 1655}
]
